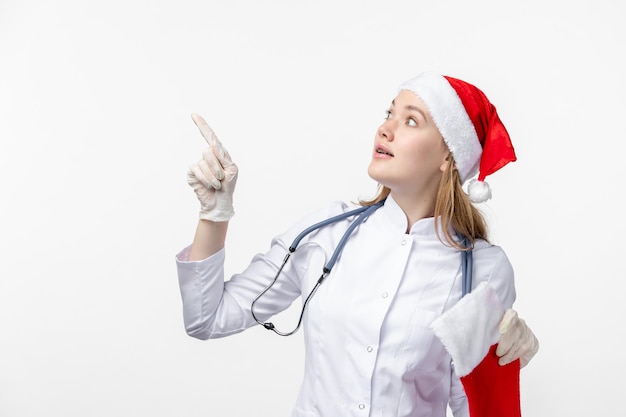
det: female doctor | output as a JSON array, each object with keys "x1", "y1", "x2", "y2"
[{"x1": 175, "y1": 72, "x2": 539, "y2": 417}]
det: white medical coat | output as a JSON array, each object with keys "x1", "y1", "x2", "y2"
[{"x1": 176, "y1": 196, "x2": 516, "y2": 417}]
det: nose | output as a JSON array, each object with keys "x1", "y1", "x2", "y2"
[{"x1": 378, "y1": 119, "x2": 395, "y2": 141}]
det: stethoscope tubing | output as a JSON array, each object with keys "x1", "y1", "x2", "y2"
[{"x1": 251, "y1": 199, "x2": 473, "y2": 336}]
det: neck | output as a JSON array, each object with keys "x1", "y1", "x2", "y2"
[{"x1": 390, "y1": 191, "x2": 437, "y2": 232}]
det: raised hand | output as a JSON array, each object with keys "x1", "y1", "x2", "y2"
[{"x1": 187, "y1": 113, "x2": 238, "y2": 222}]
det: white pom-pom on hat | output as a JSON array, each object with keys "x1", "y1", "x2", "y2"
[
  {"x1": 468, "y1": 179, "x2": 492, "y2": 203},
  {"x1": 398, "y1": 72, "x2": 516, "y2": 202}
]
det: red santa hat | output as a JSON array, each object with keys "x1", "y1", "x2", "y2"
[
  {"x1": 431, "y1": 282, "x2": 522, "y2": 417},
  {"x1": 398, "y1": 72, "x2": 517, "y2": 203}
]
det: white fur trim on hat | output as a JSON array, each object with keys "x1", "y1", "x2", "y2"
[
  {"x1": 430, "y1": 282, "x2": 505, "y2": 377},
  {"x1": 398, "y1": 72, "x2": 483, "y2": 183}
]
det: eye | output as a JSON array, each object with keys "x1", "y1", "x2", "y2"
[
  {"x1": 384, "y1": 109, "x2": 392, "y2": 119},
  {"x1": 407, "y1": 118, "x2": 418, "y2": 127}
]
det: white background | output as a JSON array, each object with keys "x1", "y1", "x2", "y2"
[{"x1": 1, "y1": 0, "x2": 624, "y2": 416}]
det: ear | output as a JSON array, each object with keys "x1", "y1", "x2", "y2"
[{"x1": 440, "y1": 153, "x2": 456, "y2": 173}]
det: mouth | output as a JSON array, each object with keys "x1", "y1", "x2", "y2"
[{"x1": 375, "y1": 146, "x2": 394, "y2": 157}]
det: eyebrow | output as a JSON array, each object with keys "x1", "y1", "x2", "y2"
[
  {"x1": 406, "y1": 105, "x2": 428, "y2": 121},
  {"x1": 391, "y1": 100, "x2": 428, "y2": 121}
]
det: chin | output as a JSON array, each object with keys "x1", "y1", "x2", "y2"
[
  {"x1": 367, "y1": 164, "x2": 380, "y2": 182},
  {"x1": 367, "y1": 163, "x2": 388, "y2": 185}
]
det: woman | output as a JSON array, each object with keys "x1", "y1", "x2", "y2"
[{"x1": 176, "y1": 72, "x2": 538, "y2": 417}]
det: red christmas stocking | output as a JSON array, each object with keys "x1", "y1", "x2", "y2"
[{"x1": 431, "y1": 282, "x2": 522, "y2": 417}]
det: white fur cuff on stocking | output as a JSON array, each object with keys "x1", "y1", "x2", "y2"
[{"x1": 430, "y1": 282, "x2": 505, "y2": 377}]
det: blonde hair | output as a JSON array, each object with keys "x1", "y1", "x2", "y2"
[{"x1": 359, "y1": 155, "x2": 488, "y2": 250}]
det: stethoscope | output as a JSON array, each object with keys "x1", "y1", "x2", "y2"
[{"x1": 250, "y1": 199, "x2": 473, "y2": 336}]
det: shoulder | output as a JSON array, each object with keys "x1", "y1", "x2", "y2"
[
  {"x1": 293, "y1": 200, "x2": 357, "y2": 228},
  {"x1": 472, "y1": 240, "x2": 510, "y2": 264},
  {"x1": 272, "y1": 200, "x2": 357, "y2": 245}
]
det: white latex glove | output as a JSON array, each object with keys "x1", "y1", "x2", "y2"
[
  {"x1": 187, "y1": 113, "x2": 238, "y2": 222},
  {"x1": 496, "y1": 309, "x2": 539, "y2": 368}
]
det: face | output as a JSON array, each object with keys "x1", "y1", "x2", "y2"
[{"x1": 367, "y1": 89, "x2": 450, "y2": 197}]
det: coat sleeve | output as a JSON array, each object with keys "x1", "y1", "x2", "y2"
[
  {"x1": 448, "y1": 362, "x2": 469, "y2": 417},
  {"x1": 176, "y1": 245, "x2": 230, "y2": 339},
  {"x1": 474, "y1": 244, "x2": 516, "y2": 309},
  {"x1": 175, "y1": 233, "x2": 302, "y2": 340},
  {"x1": 175, "y1": 202, "x2": 349, "y2": 340}
]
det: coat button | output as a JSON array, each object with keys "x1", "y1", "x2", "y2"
[
  {"x1": 382, "y1": 292, "x2": 388, "y2": 298},
  {"x1": 367, "y1": 346, "x2": 374, "y2": 352},
  {"x1": 358, "y1": 404, "x2": 366, "y2": 410}
]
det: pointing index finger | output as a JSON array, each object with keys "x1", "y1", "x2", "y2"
[{"x1": 191, "y1": 113, "x2": 218, "y2": 146}]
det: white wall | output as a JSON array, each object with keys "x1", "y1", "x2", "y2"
[{"x1": 1, "y1": 0, "x2": 624, "y2": 416}]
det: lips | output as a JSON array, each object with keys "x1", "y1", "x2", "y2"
[{"x1": 375, "y1": 145, "x2": 394, "y2": 157}]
